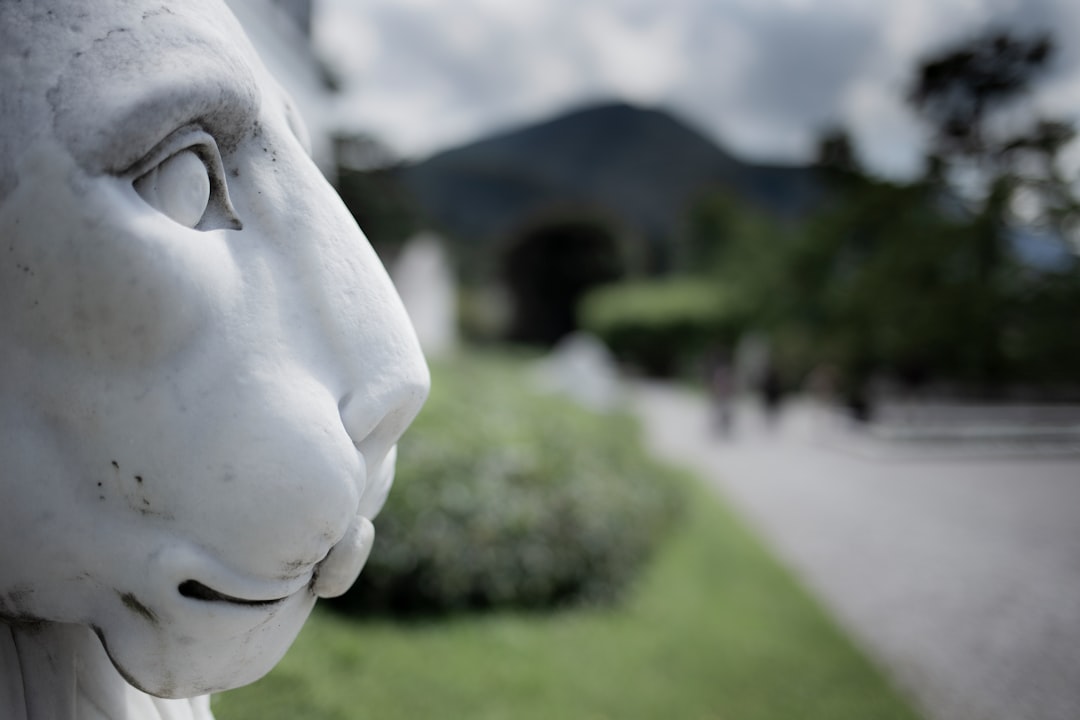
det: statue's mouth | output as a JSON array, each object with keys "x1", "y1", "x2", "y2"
[{"x1": 178, "y1": 579, "x2": 290, "y2": 607}]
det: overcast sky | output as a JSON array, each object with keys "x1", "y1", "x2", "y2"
[{"x1": 314, "y1": 0, "x2": 1080, "y2": 179}]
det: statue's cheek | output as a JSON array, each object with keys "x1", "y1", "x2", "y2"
[{"x1": 0, "y1": 177, "x2": 237, "y2": 370}]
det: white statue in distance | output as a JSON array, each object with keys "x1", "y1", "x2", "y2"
[{"x1": 0, "y1": 2, "x2": 430, "y2": 718}]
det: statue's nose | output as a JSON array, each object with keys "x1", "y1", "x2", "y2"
[
  {"x1": 281, "y1": 135, "x2": 429, "y2": 514},
  {"x1": 313, "y1": 370, "x2": 425, "y2": 600},
  {"x1": 319, "y1": 207, "x2": 429, "y2": 490}
]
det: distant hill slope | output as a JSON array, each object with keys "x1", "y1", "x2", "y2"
[{"x1": 399, "y1": 101, "x2": 823, "y2": 262}]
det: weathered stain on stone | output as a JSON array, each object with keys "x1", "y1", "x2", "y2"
[{"x1": 119, "y1": 591, "x2": 158, "y2": 625}]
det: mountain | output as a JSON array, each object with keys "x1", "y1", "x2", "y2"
[{"x1": 399, "y1": 101, "x2": 823, "y2": 267}]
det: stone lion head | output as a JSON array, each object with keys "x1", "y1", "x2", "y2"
[{"x1": 0, "y1": 0, "x2": 428, "y2": 700}]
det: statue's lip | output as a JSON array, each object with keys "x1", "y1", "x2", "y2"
[{"x1": 178, "y1": 579, "x2": 292, "y2": 606}]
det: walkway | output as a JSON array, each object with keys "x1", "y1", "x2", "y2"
[{"x1": 629, "y1": 382, "x2": 1080, "y2": 720}]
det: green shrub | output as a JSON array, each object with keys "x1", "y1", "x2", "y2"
[
  {"x1": 579, "y1": 279, "x2": 735, "y2": 376},
  {"x1": 331, "y1": 355, "x2": 682, "y2": 615}
]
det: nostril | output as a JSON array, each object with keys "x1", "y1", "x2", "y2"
[
  {"x1": 339, "y1": 380, "x2": 428, "y2": 459},
  {"x1": 337, "y1": 392, "x2": 356, "y2": 436}
]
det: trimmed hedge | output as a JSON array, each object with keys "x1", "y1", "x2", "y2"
[
  {"x1": 579, "y1": 279, "x2": 735, "y2": 376},
  {"x1": 331, "y1": 354, "x2": 682, "y2": 615}
]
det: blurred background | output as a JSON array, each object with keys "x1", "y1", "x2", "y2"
[{"x1": 217, "y1": 1, "x2": 1080, "y2": 719}]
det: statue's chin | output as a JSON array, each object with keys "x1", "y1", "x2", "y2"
[
  {"x1": 99, "y1": 585, "x2": 317, "y2": 697},
  {"x1": 95, "y1": 512, "x2": 370, "y2": 696}
]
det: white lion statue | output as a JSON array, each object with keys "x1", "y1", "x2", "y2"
[{"x1": 0, "y1": 2, "x2": 429, "y2": 718}]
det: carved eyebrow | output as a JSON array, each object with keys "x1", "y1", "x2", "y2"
[
  {"x1": 49, "y1": 28, "x2": 263, "y2": 177},
  {"x1": 101, "y1": 76, "x2": 261, "y2": 176}
]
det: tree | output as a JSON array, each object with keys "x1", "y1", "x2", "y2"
[
  {"x1": 333, "y1": 134, "x2": 424, "y2": 261},
  {"x1": 909, "y1": 30, "x2": 1078, "y2": 241},
  {"x1": 910, "y1": 31, "x2": 1052, "y2": 163},
  {"x1": 815, "y1": 127, "x2": 861, "y2": 177},
  {"x1": 905, "y1": 30, "x2": 1080, "y2": 390},
  {"x1": 700, "y1": 132, "x2": 1078, "y2": 395},
  {"x1": 671, "y1": 33, "x2": 1080, "y2": 397}
]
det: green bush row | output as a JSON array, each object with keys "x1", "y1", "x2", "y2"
[
  {"x1": 331, "y1": 354, "x2": 683, "y2": 615},
  {"x1": 579, "y1": 279, "x2": 736, "y2": 376}
]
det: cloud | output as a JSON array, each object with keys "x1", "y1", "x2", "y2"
[
  {"x1": 315, "y1": 0, "x2": 1080, "y2": 179},
  {"x1": 667, "y1": 1, "x2": 885, "y2": 163}
]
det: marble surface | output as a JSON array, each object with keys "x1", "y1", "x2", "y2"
[{"x1": 0, "y1": 2, "x2": 429, "y2": 718}]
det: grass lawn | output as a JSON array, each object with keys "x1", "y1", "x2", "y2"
[{"x1": 212, "y1": 472, "x2": 920, "y2": 720}]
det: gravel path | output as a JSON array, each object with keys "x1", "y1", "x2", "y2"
[{"x1": 629, "y1": 382, "x2": 1080, "y2": 720}]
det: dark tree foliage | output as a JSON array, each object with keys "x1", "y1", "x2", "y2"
[
  {"x1": 910, "y1": 31, "x2": 1052, "y2": 160},
  {"x1": 333, "y1": 134, "x2": 424, "y2": 261},
  {"x1": 892, "y1": 29, "x2": 1080, "y2": 392},
  {"x1": 683, "y1": 31, "x2": 1080, "y2": 396},
  {"x1": 909, "y1": 29, "x2": 1078, "y2": 239},
  {"x1": 815, "y1": 127, "x2": 861, "y2": 177},
  {"x1": 336, "y1": 166, "x2": 422, "y2": 257}
]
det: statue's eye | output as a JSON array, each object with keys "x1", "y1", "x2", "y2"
[
  {"x1": 134, "y1": 150, "x2": 210, "y2": 228},
  {"x1": 131, "y1": 128, "x2": 242, "y2": 231}
]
